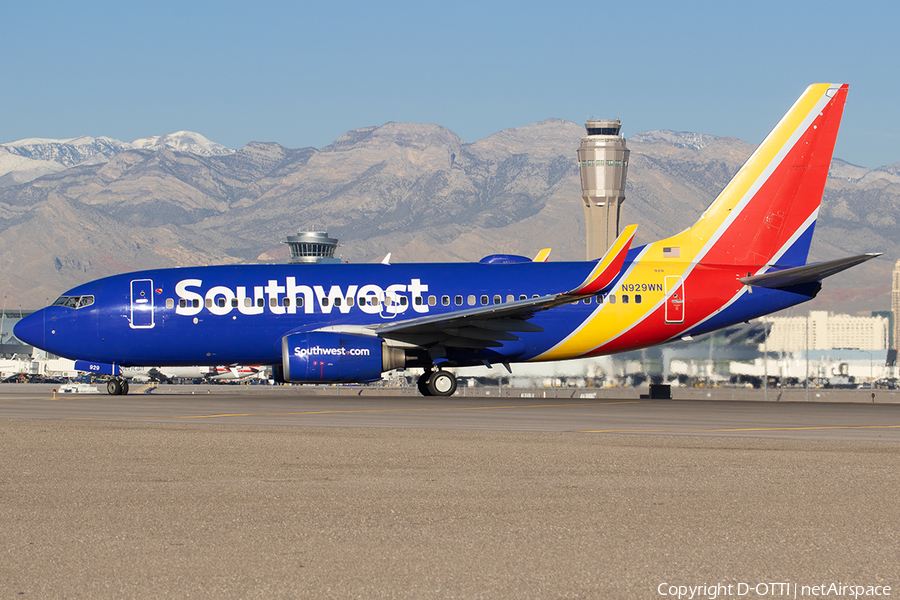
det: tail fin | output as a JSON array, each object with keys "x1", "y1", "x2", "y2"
[{"x1": 691, "y1": 83, "x2": 848, "y2": 267}]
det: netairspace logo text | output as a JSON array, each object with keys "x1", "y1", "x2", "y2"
[{"x1": 657, "y1": 582, "x2": 891, "y2": 599}]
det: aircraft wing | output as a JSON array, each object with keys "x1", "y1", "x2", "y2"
[
  {"x1": 739, "y1": 253, "x2": 881, "y2": 290},
  {"x1": 370, "y1": 226, "x2": 637, "y2": 351}
]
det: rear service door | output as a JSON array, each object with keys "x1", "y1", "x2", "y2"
[
  {"x1": 665, "y1": 276, "x2": 684, "y2": 324},
  {"x1": 130, "y1": 278, "x2": 155, "y2": 329}
]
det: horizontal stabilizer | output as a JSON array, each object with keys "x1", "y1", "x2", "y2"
[{"x1": 739, "y1": 253, "x2": 881, "y2": 289}]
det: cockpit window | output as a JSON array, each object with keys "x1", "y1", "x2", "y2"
[{"x1": 52, "y1": 295, "x2": 95, "y2": 309}]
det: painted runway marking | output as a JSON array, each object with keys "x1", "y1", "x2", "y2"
[
  {"x1": 135, "y1": 400, "x2": 648, "y2": 420},
  {"x1": 581, "y1": 424, "x2": 900, "y2": 433}
]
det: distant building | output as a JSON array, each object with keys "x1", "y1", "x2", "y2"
[
  {"x1": 872, "y1": 310, "x2": 894, "y2": 350},
  {"x1": 892, "y1": 259, "x2": 900, "y2": 348},
  {"x1": 576, "y1": 119, "x2": 630, "y2": 260},
  {"x1": 758, "y1": 311, "x2": 889, "y2": 353}
]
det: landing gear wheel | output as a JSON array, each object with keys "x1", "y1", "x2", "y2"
[
  {"x1": 106, "y1": 377, "x2": 129, "y2": 396},
  {"x1": 417, "y1": 371, "x2": 433, "y2": 396},
  {"x1": 427, "y1": 370, "x2": 457, "y2": 397}
]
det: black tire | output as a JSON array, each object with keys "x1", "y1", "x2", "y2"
[
  {"x1": 427, "y1": 370, "x2": 457, "y2": 397},
  {"x1": 121, "y1": 380, "x2": 130, "y2": 395},
  {"x1": 107, "y1": 379, "x2": 122, "y2": 396},
  {"x1": 417, "y1": 372, "x2": 433, "y2": 396}
]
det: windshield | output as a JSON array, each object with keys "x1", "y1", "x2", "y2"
[{"x1": 51, "y1": 295, "x2": 95, "y2": 309}]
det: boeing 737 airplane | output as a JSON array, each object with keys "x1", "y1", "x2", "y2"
[{"x1": 14, "y1": 84, "x2": 879, "y2": 396}]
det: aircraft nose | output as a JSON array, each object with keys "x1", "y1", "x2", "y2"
[{"x1": 13, "y1": 310, "x2": 47, "y2": 349}]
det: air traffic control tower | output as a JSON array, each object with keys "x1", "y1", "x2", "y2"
[
  {"x1": 283, "y1": 230, "x2": 341, "y2": 264},
  {"x1": 576, "y1": 119, "x2": 630, "y2": 259}
]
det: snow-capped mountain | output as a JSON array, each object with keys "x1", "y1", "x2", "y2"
[
  {"x1": 128, "y1": 131, "x2": 234, "y2": 156},
  {"x1": 0, "y1": 132, "x2": 234, "y2": 186},
  {"x1": 629, "y1": 130, "x2": 718, "y2": 150}
]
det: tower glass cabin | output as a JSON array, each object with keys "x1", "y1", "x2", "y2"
[
  {"x1": 283, "y1": 231, "x2": 341, "y2": 264},
  {"x1": 577, "y1": 119, "x2": 630, "y2": 260}
]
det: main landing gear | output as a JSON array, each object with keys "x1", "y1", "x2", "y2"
[
  {"x1": 106, "y1": 377, "x2": 130, "y2": 396},
  {"x1": 417, "y1": 369, "x2": 457, "y2": 397}
]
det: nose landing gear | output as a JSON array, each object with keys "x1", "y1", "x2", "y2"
[{"x1": 417, "y1": 369, "x2": 457, "y2": 397}]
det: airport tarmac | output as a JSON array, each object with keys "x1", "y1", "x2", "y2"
[{"x1": 2, "y1": 384, "x2": 899, "y2": 598}]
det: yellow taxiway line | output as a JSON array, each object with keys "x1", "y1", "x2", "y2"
[{"x1": 138, "y1": 400, "x2": 648, "y2": 420}]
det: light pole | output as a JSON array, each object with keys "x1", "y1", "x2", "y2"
[{"x1": 862, "y1": 350, "x2": 874, "y2": 382}]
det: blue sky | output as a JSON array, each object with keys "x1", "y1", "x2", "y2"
[{"x1": 3, "y1": 0, "x2": 898, "y2": 168}]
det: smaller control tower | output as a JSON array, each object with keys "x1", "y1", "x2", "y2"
[
  {"x1": 577, "y1": 119, "x2": 630, "y2": 260},
  {"x1": 283, "y1": 230, "x2": 341, "y2": 264}
]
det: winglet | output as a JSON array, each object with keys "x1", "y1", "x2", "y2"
[
  {"x1": 533, "y1": 248, "x2": 551, "y2": 262},
  {"x1": 381, "y1": 253, "x2": 391, "y2": 265},
  {"x1": 567, "y1": 224, "x2": 637, "y2": 295}
]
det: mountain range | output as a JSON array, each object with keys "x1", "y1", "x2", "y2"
[{"x1": 1, "y1": 122, "x2": 897, "y2": 315}]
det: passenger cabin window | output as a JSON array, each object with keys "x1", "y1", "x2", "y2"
[
  {"x1": 205, "y1": 298, "x2": 213, "y2": 308},
  {"x1": 635, "y1": 294, "x2": 642, "y2": 304},
  {"x1": 468, "y1": 295, "x2": 476, "y2": 306},
  {"x1": 166, "y1": 298, "x2": 174, "y2": 309},
  {"x1": 455, "y1": 295, "x2": 463, "y2": 306},
  {"x1": 622, "y1": 294, "x2": 629, "y2": 304},
  {"x1": 609, "y1": 295, "x2": 617, "y2": 304},
  {"x1": 415, "y1": 296, "x2": 423, "y2": 306},
  {"x1": 506, "y1": 295, "x2": 514, "y2": 302},
  {"x1": 232, "y1": 298, "x2": 239, "y2": 308},
  {"x1": 493, "y1": 295, "x2": 501, "y2": 305},
  {"x1": 480, "y1": 295, "x2": 488, "y2": 305},
  {"x1": 441, "y1": 295, "x2": 450, "y2": 306},
  {"x1": 217, "y1": 298, "x2": 226, "y2": 308},
  {"x1": 256, "y1": 298, "x2": 264, "y2": 307},
  {"x1": 428, "y1": 295, "x2": 437, "y2": 306}
]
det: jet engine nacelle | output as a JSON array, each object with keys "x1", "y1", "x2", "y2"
[{"x1": 279, "y1": 332, "x2": 405, "y2": 383}]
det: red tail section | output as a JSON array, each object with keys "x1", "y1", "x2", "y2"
[{"x1": 691, "y1": 84, "x2": 848, "y2": 268}]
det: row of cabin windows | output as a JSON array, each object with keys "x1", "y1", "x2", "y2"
[
  {"x1": 424, "y1": 294, "x2": 635, "y2": 306},
  {"x1": 580, "y1": 159, "x2": 625, "y2": 167},
  {"x1": 173, "y1": 292, "x2": 643, "y2": 310},
  {"x1": 177, "y1": 295, "x2": 409, "y2": 309},
  {"x1": 418, "y1": 294, "x2": 536, "y2": 307}
]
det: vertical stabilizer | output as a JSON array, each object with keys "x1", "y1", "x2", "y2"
[{"x1": 690, "y1": 83, "x2": 848, "y2": 267}]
